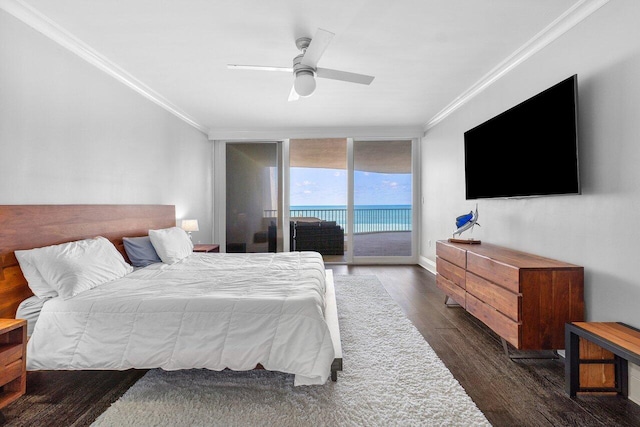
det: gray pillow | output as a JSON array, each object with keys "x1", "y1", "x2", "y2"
[{"x1": 123, "y1": 236, "x2": 162, "y2": 267}]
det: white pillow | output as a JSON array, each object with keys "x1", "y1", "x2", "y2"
[
  {"x1": 148, "y1": 227, "x2": 193, "y2": 264},
  {"x1": 15, "y1": 250, "x2": 58, "y2": 299},
  {"x1": 28, "y1": 236, "x2": 133, "y2": 300}
]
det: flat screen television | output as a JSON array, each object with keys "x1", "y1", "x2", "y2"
[{"x1": 464, "y1": 75, "x2": 580, "y2": 200}]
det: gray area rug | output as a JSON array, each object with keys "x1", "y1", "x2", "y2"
[{"x1": 92, "y1": 275, "x2": 489, "y2": 426}]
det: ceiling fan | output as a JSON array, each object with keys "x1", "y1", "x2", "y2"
[{"x1": 228, "y1": 28, "x2": 375, "y2": 101}]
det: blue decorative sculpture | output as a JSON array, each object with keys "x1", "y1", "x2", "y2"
[{"x1": 452, "y1": 204, "x2": 480, "y2": 240}]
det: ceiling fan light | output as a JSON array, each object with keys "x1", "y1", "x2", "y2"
[{"x1": 294, "y1": 72, "x2": 316, "y2": 97}]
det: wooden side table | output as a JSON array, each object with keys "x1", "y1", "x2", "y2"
[
  {"x1": 0, "y1": 319, "x2": 27, "y2": 420},
  {"x1": 565, "y1": 322, "x2": 640, "y2": 397},
  {"x1": 193, "y1": 244, "x2": 220, "y2": 253}
]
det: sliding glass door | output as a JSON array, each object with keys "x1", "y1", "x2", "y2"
[
  {"x1": 225, "y1": 142, "x2": 281, "y2": 253},
  {"x1": 352, "y1": 140, "x2": 413, "y2": 258},
  {"x1": 216, "y1": 138, "x2": 417, "y2": 263},
  {"x1": 289, "y1": 139, "x2": 347, "y2": 262}
]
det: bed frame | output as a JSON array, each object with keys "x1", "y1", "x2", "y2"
[{"x1": 0, "y1": 204, "x2": 342, "y2": 381}]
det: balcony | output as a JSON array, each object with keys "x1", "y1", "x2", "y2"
[
  {"x1": 290, "y1": 206, "x2": 411, "y2": 233},
  {"x1": 267, "y1": 206, "x2": 412, "y2": 260}
]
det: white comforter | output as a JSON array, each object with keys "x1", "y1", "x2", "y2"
[{"x1": 27, "y1": 251, "x2": 335, "y2": 385}]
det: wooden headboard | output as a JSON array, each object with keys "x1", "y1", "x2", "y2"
[{"x1": 0, "y1": 205, "x2": 176, "y2": 318}]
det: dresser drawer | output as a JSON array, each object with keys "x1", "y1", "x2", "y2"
[
  {"x1": 436, "y1": 257, "x2": 465, "y2": 289},
  {"x1": 466, "y1": 293, "x2": 521, "y2": 349},
  {"x1": 466, "y1": 272, "x2": 520, "y2": 322},
  {"x1": 436, "y1": 241, "x2": 466, "y2": 268},
  {"x1": 467, "y1": 251, "x2": 520, "y2": 293},
  {"x1": 436, "y1": 274, "x2": 466, "y2": 308}
]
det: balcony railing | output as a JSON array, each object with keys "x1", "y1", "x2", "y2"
[{"x1": 265, "y1": 207, "x2": 412, "y2": 234}]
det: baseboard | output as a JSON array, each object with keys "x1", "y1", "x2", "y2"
[{"x1": 419, "y1": 255, "x2": 436, "y2": 275}]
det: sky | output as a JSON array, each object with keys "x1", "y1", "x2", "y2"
[{"x1": 290, "y1": 167, "x2": 412, "y2": 206}]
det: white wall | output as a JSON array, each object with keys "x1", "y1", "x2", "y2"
[
  {"x1": 422, "y1": 0, "x2": 640, "y2": 326},
  {"x1": 0, "y1": 10, "x2": 213, "y2": 243}
]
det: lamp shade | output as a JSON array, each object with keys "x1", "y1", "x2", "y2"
[
  {"x1": 294, "y1": 72, "x2": 316, "y2": 97},
  {"x1": 181, "y1": 219, "x2": 199, "y2": 232}
]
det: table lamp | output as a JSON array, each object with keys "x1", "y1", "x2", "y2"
[{"x1": 181, "y1": 219, "x2": 199, "y2": 240}]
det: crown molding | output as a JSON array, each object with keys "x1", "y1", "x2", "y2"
[
  {"x1": 423, "y1": 0, "x2": 610, "y2": 133},
  {"x1": 208, "y1": 126, "x2": 425, "y2": 141},
  {"x1": 0, "y1": 0, "x2": 209, "y2": 135}
]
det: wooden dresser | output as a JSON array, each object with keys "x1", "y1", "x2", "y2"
[{"x1": 436, "y1": 240, "x2": 584, "y2": 351}]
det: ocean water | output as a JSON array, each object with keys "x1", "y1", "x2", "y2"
[
  {"x1": 289, "y1": 205, "x2": 412, "y2": 233},
  {"x1": 290, "y1": 205, "x2": 411, "y2": 210}
]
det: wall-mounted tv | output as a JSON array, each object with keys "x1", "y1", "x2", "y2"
[{"x1": 464, "y1": 75, "x2": 580, "y2": 200}]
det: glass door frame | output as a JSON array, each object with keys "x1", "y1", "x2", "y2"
[
  {"x1": 213, "y1": 139, "x2": 290, "y2": 253},
  {"x1": 348, "y1": 137, "x2": 420, "y2": 265},
  {"x1": 214, "y1": 137, "x2": 419, "y2": 264}
]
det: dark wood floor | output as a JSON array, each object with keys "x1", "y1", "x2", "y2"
[
  {"x1": 3, "y1": 265, "x2": 640, "y2": 426},
  {"x1": 331, "y1": 265, "x2": 640, "y2": 427}
]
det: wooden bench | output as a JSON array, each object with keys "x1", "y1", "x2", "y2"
[{"x1": 565, "y1": 322, "x2": 640, "y2": 397}]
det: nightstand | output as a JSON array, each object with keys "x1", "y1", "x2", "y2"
[
  {"x1": 0, "y1": 319, "x2": 27, "y2": 418},
  {"x1": 193, "y1": 244, "x2": 220, "y2": 253}
]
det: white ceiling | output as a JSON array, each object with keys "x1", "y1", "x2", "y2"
[{"x1": 16, "y1": 0, "x2": 581, "y2": 137}]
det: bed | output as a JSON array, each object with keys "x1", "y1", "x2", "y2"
[{"x1": 0, "y1": 205, "x2": 342, "y2": 386}]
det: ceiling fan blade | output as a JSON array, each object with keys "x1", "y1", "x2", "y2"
[
  {"x1": 316, "y1": 67, "x2": 375, "y2": 85},
  {"x1": 288, "y1": 85, "x2": 300, "y2": 102},
  {"x1": 227, "y1": 64, "x2": 293, "y2": 72},
  {"x1": 301, "y1": 28, "x2": 334, "y2": 68}
]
